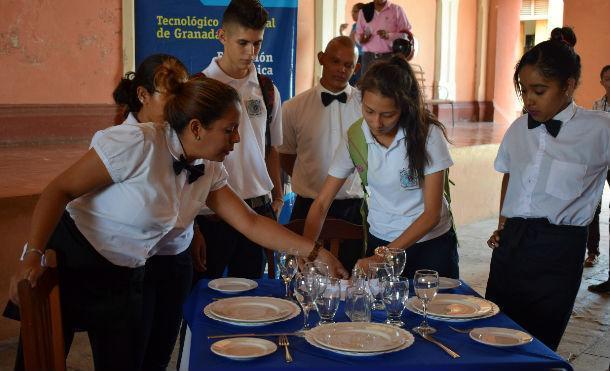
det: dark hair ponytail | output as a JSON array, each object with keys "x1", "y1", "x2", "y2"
[
  {"x1": 513, "y1": 34, "x2": 581, "y2": 98},
  {"x1": 113, "y1": 54, "x2": 188, "y2": 115},
  {"x1": 550, "y1": 26, "x2": 577, "y2": 47},
  {"x1": 358, "y1": 56, "x2": 448, "y2": 183}
]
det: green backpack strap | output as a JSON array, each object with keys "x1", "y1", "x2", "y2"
[{"x1": 347, "y1": 118, "x2": 370, "y2": 257}]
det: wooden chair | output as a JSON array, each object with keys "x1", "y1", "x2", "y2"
[
  {"x1": 284, "y1": 218, "x2": 364, "y2": 258},
  {"x1": 411, "y1": 63, "x2": 455, "y2": 127},
  {"x1": 18, "y1": 249, "x2": 66, "y2": 371}
]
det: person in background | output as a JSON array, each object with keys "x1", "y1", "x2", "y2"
[
  {"x1": 587, "y1": 64, "x2": 610, "y2": 294},
  {"x1": 279, "y1": 36, "x2": 364, "y2": 272},
  {"x1": 195, "y1": 0, "x2": 284, "y2": 280},
  {"x1": 355, "y1": 0, "x2": 411, "y2": 74},
  {"x1": 486, "y1": 35, "x2": 610, "y2": 350},
  {"x1": 303, "y1": 57, "x2": 459, "y2": 280},
  {"x1": 340, "y1": 2, "x2": 365, "y2": 85}
]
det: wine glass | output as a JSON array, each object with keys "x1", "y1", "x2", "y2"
[
  {"x1": 412, "y1": 269, "x2": 439, "y2": 335},
  {"x1": 314, "y1": 277, "x2": 341, "y2": 325},
  {"x1": 293, "y1": 273, "x2": 320, "y2": 329},
  {"x1": 382, "y1": 277, "x2": 409, "y2": 326},
  {"x1": 367, "y1": 262, "x2": 394, "y2": 310},
  {"x1": 384, "y1": 248, "x2": 406, "y2": 278},
  {"x1": 277, "y1": 251, "x2": 298, "y2": 298},
  {"x1": 303, "y1": 261, "x2": 329, "y2": 295}
]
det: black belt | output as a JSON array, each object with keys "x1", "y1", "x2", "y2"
[
  {"x1": 364, "y1": 51, "x2": 392, "y2": 59},
  {"x1": 244, "y1": 194, "x2": 271, "y2": 209}
]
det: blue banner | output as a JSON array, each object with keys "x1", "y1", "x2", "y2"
[{"x1": 134, "y1": 0, "x2": 298, "y2": 101}]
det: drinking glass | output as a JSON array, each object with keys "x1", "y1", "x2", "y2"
[
  {"x1": 367, "y1": 262, "x2": 394, "y2": 310},
  {"x1": 412, "y1": 269, "x2": 439, "y2": 334},
  {"x1": 303, "y1": 261, "x2": 329, "y2": 295},
  {"x1": 277, "y1": 251, "x2": 298, "y2": 298},
  {"x1": 382, "y1": 277, "x2": 409, "y2": 326},
  {"x1": 384, "y1": 248, "x2": 406, "y2": 278},
  {"x1": 314, "y1": 277, "x2": 341, "y2": 325},
  {"x1": 345, "y1": 285, "x2": 371, "y2": 322},
  {"x1": 293, "y1": 273, "x2": 320, "y2": 329}
]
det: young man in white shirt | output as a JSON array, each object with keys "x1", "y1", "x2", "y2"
[
  {"x1": 195, "y1": 0, "x2": 283, "y2": 279},
  {"x1": 279, "y1": 36, "x2": 364, "y2": 271}
]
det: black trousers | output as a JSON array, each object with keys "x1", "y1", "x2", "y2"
[
  {"x1": 361, "y1": 51, "x2": 392, "y2": 76},
  {"x1": 290, "y1": 195, "x2": 365, "y2": 272},
  {"x1": 195, "y1": 202, "x2": 275, "y2": 279},
  {"x1": 366, "y1": 228, "x2": 460, "y2": 279},
  {"x1": 138, "y1": 249, "x2": 193, "y2": 371},
  {"x1": 485, "y1": 217, "x2": 587, "y2": 351},
  {"x1": 6, "y1": 211, "x2": 145, "y2": 371}
]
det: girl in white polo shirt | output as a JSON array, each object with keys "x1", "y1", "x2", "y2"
[
  {"x1": 304, "y1": 57, "x2": 458, "y2": 279},
  {"x1": 486, "y1": 37, "x2": 610, "y2": 350},
  {"x1": 9, "y1": 68, "x2": 345, "y2": 370}
]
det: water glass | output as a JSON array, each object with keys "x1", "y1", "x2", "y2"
[
  {"x1": 303, "y1": 261, "x2": 329, "y2": 295},
  {"x1": 367, "y1": 262, "x2": 394, "y2": 310},
  {"x1": 382, "y1": 277, "x2": 409, "y2": 326},
  {"x1": 384, "y1": 248, "x2": 406, "y2": 278},
  {"x1": 315, "y1": 277, "x2": 341, "y2": 325},
  {"x1": 293, "y1": 273, "x2": 320, "y2": 329},
  {"x1": 345, "y1": 285, "x2": 371, "y2": 322},
  {"x1": 413, "y1": 269, "x2": 439, "y2": 335},
  {"x1": 277, "y1": 251, "x2": 298, "y2": 298}
]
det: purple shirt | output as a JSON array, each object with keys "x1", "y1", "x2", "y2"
[{"x1": 355, "y1": 1, "x2": 412, "y2": 54}]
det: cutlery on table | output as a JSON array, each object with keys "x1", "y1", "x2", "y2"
[
  {"x1": 417, "y1": 330, "x2": 460, "y2": 358},
  {"x1": 208, "y1": 331, "x2": 303, "y2": 339},
  {"x1": 279, "y1": 335, "x2": 293, "y2": 363},
  {"x1": 448, "y1": 326, "x2": 473, "y2": 334}
]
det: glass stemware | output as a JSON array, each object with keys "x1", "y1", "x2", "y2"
[
  {"x1": 367, "y1": 262, "x2": 394, "y2": 310},
  {"x1": 384, "y1": 248, "x2": 406, "y2": 278},
  {"x1": 277, "y1": 251, "x2": 298, "y2": 298},
  {"x1": 412, "y1": 269, "x2": 439, "y2": 335},
  {"x1": 293, "y1": 273, "x2": 320, "y2": 329},
  {"x1": 345, "y1": 284, "x2": 371, "y2": 322},
  {"x1": 382, "y1": 277, "x2": 409, "y2": 326},
  {"x1": 314, "y1": 277, "x2": 341, "y2": 325}
]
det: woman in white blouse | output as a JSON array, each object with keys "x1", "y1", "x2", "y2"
[
  {"x1": 304, "y1": 57, "x2": 458, "y2": 279},
  {"x1": 9, "y1": 61, "x2": 346, "y2": 370}
]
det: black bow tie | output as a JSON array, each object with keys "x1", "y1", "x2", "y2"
[
  {"x1": 173, "y1": 155, "x2": 205, "y2": 184},
  {"x1": 321, "y1": 91, "x2": 347, "y2": 106},
  {"x1": 527, "y1": 115, "x2": 562, "y2": 138}
]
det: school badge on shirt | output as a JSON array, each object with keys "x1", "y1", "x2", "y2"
[
  {"x1": 246, "y1": 99, "x2": 263, "y2": 117},
  {"x1": 400, "y1": 168, "x2": 419, "y2": 189}
]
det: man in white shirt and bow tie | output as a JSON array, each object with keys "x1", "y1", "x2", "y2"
[{"x1": 279, "y1": 36, "x2": 365, "y2": 271}]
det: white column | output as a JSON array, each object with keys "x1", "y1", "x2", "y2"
[
  {"x1": 122, "y1": 0, "x2": 135, "y2": 74},
  {"x1": 434, "y1": 0, "x2": 459, "y2": 100},
  {"x1": 314, "y1": 0, "x2": 345, "y2": 84},
  {"x1": 475, "y1": 0, "x2": 489, "y2": 102}
]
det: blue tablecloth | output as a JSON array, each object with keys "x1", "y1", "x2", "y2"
[{"x1": 183, "y1": 279, "x2": 572, "y2": 370}]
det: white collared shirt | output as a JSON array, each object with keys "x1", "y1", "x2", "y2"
[
  {"x1": 329, "y1": 120, "x2": 454, "y2": 242},
  {"x1": 495, "y1": 102, "x2": 610, "y2": 226},
  {"x1": 202, "y1": 57, "x2": 282, "y2": 200},
  {"x1": 279, "y1": 83, "x2": 363, "y2": 199},
  {"x1": 67, "y1": 113, "x2": 228, "y2": 267},
  {"x1": 593, "y1": 96, "x2": 610, "y2": 112}
]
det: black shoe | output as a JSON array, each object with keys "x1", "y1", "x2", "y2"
[{"x1": 588, "y1": 280, "x2": 610, "y2": 294}]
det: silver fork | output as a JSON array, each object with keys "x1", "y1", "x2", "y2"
[
  {"x1": 448, "y1": 326, "x2": 473, "y2": 334},
  {"x1": 279, "y1": 335, "x2": 293, "y2": 363}
]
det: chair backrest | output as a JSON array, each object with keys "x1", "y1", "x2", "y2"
[
  {"x1": 284, "y1": 218, "x2": 364, "y2": 258},
  {"x1": 18, "y1": 249, "x2": 66, "y2": 371}
]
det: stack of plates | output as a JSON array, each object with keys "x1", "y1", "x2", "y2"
[
  {"x1": 406, "y1": 294, "x2": 499, "y2": 322},
  {"x1": 204, "y1": 296, "x2": 301, "y2": 326},
  {"x1": 304, "y1": 322, "x2": 414, "y2": 356}
]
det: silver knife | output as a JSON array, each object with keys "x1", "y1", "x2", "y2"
[{"x1": 417, "y1": 330, "x2": 460, "y2": 358}]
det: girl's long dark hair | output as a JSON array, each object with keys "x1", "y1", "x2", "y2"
[{"x1": 358, "y1": 56, "x2": 449, "y2": 183}]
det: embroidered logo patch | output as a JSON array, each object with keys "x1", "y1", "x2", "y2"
[
  {"x1": 246, "y1": 99, "x2": 263, "y2": 117},
  {"x1": 400, "y1": 168, "x2": 418, "y2": 188}
]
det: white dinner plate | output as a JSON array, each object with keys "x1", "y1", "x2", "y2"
[
  {"x1": 310, "y1": 322, "x2": 407, "y2": 353},
  {"x1": 211, "y1": 337, "x2": 277, "y2": 360},
  {"x1": 409, "y1": 294, "x2": 493, "y2": 318},
  {"x1": 208, "y1": 278, "x2": 258, "y2": 294},
  {"x1": 208, "y1": 297, "x2": 297, "y2": 323},
  {"x1": 469, "y1": 327, "x2": 533, "y2": 347},
  {"x1": 204, "y1": 298, "x2": 301, "y2": 327},
  {"x1": 438, "y1": 277, "x2": 462, "y2": 290},
  {"x1": 304, "y1": 324, "x2": 414, "y2": 356}
]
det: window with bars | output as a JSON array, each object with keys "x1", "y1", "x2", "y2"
[{"x1": 520, "y1": 0, "x2": 549, "y2": 20}]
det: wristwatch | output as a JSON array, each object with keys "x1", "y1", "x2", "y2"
[{"x1": 374, "y1": 245, "x2": 389, "y2": 257}]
